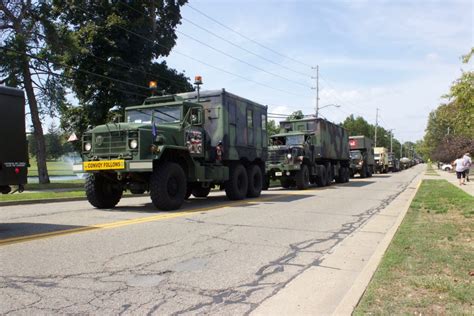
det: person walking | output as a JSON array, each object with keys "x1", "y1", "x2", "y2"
[
  {"x1": 453, "y1": 154, "x2": 467, "y2": 186},
  {"x1": 463, "y1": 153, "x2": 471, "y2": 182}
]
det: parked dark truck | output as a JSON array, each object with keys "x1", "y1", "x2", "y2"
[
  {"x1": 266, "y1": 118, "x2": 350, "y2": 189},
  {"x1": 348, "y1": 136, "x2": 374, "y2": 178},
  {"x1": 388, "y1": 152, "x2": 400, "y2": 172},
  {"x1": 0, "y1": 86, "x2": 28, "y2": 194},
  {"x1": 73, "y1": 87, "x2": 267, "y2": 210}
]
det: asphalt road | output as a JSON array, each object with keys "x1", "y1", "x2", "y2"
[{"x1": 0, "y1": 165, "x2": 423, "y2": 315}]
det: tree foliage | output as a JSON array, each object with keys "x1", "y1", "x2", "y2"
[
  {"x1": 52, "y1": 0, "x2": 193, "y2": 134},
  {"x1": 266, "y1": 120, "x2": 280, "y2": 137},
  {"x1": 423, "y1": 48, "x2": 474, "y2": 161}
]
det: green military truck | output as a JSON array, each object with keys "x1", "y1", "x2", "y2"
[
  {"x1": 0, "y1": 86, "x2": 28, "y2": 194},
  {"x1": 266, "y1": 117, "x2": 350, "y2": 189},
  {"x1": 348, "y1": 136, "x2": 374, "y2": 178},
  {"x1": 73, "y1": 88, "x2": 267, "y2": 210},
  {"x1": 388, "y1": 152, "x2": 400, "y2": 172}
]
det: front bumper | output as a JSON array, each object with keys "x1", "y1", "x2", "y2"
[
  {"x1": 73, "y1": 160, "x2": 153, "y2": 173},
  {"x1": 267, "y1": 163, "x2": 301, "y2": 177}
]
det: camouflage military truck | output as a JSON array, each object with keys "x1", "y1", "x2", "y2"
[
  {"x1": 0, "y1": 86, "x2": 28, "y2": 194},
  {"x1": 348, "y1": 136, "x2": 374, "y2": 178},
  {"x1": 73, "y1": 87, "x2": 267, "y2": 210},
  {"x1": 388, "y1": 152, "x2": 400, "y2": 172},
  {"x1": 266, "y1": 118, "x2": 350, "y2": 189},
  {"x1": 374, "y1": 147, "x2": 389, "y2": 173}
]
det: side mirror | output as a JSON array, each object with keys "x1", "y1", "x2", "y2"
[{"x1": 190, "y1": 108, "x2": 203, "y2": 125}]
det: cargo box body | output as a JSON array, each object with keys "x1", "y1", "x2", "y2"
[
  {"x1": 0, "y1": 86, "x2": 28, "y2": 187},
  {"x1": 179, "y1": 89, "x2": 268, "y2": 162},
  {"x1": 349, "y1": 136, "x2": 375, "y2": 165},
  {"x1": 279, "y1": 118, "x2": 349, "y2": 161}
]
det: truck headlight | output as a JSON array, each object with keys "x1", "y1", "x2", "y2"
[
  {"x1": 287, "y1": 153, "x2": 292, "y2": 159},
  {"x1": 129, "y1": 139, "x2": 138, "y2": 149},
  {"x1": 358, "y1": 161, "x2": 363, "y2": 165},
  {"x1": 84, "y1": 142, "x2": 92, "y2": 151}
]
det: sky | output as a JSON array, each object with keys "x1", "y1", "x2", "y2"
[{"x1": 162, "y1": 0, "x2": 473, "y2": 142}]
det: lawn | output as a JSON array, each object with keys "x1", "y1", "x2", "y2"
[
  {"x1": 425, "y1": 163, "x2": 440, "y2": 176},
  {"x1": 0, "y1": 190, "x2": 85, "y2": 203},
  {"x1": 27, "y1": 158, "x2": 76, "y2": 176},
  {"x1": 354, "y1": 179, "x2": 474, "y2": 315}
]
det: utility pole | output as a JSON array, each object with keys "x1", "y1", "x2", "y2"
[
  {"x1": 374, "y1": 108, "x2": 379, "y2": 147},
  {"x1": 389, "y1": 129, "x2": 394, "y2": 153},
  {"x1": 311, "y1": 65, "x2": 320, "y2": 117},
  {"x1": 400, "y1": 140, "x2": 403, "y2": 158}
]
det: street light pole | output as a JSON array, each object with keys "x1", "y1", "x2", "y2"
[
  {"x1": 311, "y1": 65, "x2": 320, "y2": 117},
  {"x1": 388, "y1": 129, "x2": 394, "y2": 153}
]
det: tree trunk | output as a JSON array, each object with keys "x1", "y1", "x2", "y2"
[{"x1": 22, "y1": 60, "x2": 50, "y2": 184}]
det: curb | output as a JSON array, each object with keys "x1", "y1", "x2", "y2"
[{"x1": 332, "y1": 174, "x2": 423, "y2": 315}]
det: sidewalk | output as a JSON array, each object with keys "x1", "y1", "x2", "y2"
[{"x1": 431, "y1": 165, "x2": 473, "y2": 196}]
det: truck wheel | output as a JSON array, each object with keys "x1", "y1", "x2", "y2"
[
  {"x1": 335, "y1": 167, "x2": 345, "y2": 183},
  {"x1": 85, "y1": 173, "x2": 123, "y2": 209},
  {"x1": 316, "y1": 165, "x2": 327, "y2": 187},
  {"x1": 295, "y1": 164, "x2": 310, "y2": 190},
  {"x1": 192, "y1": 186, "x2": 211, "y2": 198},
  {"x1": 225, "y1": 164, "x2": 248, "y2": 200},
  {"x1": 344, "y1": 167, "x2": 351, "y2": 182},
  {"x1": 262, "y1": 175, "x2": 270, "y2": 190},
  {"x1": 367, "y1": 167, "x2": 373, "y2": 177},
  {"x1": 150, "y1": 162, "x2": 186, "y2": 210},
  {"x1": 247, "y1": 164, "x2": 263, "y2": 197}
]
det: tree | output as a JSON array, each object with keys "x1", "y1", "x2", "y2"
[
  {"x1": 341, "y1": 115, "x2": 374, "y2": 138},
  {"x1": 52, "y1": 0, "x2": 193, "y2": 135},
  {"x1": 45, "y1": 123, "x2": 64, "y2": 160},
  {"x1": 287, "y1": 110, "x2": 304, "y2": 120},
  {"x1": 0, "y1": 1, "x2": 66, "y2": 183},
  {"x1": 423, "y1": 48, "x2": 473, "y2": 159},
  {"x1": 266, "y1": 120, "x2": 280, "y2": 137}
]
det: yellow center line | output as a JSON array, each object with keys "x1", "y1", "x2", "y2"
[{"x1": 0, "y1": 188, "x2": 323, "y2": 247}]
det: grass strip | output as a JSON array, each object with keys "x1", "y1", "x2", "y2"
[
  {"x1": 0, "y1": 191, "x2": 85, "y2": 202},
  {"x1": 354, "y1": 179, "x2": 474, "y2": 315}
]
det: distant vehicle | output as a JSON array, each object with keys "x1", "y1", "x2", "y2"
[
  {"x1": 348, "y1": 136, "x2": 374, "y2": 178},
  {"x1": 388, "y1": 152, "x2": 400, "y2": 172},
  {"x1": 374, "y1": 147, "x2": 389, "y2": 173},
  {"x1": 440, "y1": 163, "x2": 452, "y2": 171},
  {"x1": 0, "y1": 86, "x2": 28, "y2": 194}
]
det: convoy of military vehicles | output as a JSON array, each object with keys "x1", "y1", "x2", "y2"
[{"x1": 0, "y1": 80, "x2": 418, "y2": 210}]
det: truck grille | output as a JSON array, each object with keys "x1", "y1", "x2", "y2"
[
  {"x1": 268, "y1": 149, "x2": 287, "y2": 164},
  {"x1": 93, "y1": 131, "x2": 127, "y2": 155}
]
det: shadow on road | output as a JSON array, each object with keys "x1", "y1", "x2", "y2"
[
  {"x1": 335, "y1": 180, "x2": 375, "y2": 187},
  {"x1": 0, "y1": 222, "x2": 94, "y2": 240}
]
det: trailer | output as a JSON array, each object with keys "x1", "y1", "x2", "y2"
[{"x1": 0, "y1": 86, "x2": 28, "y2": 194}]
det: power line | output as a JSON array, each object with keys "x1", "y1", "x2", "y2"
[
  {"x1": 181, "y1": 17, "x2": 312, "y2": 78},
  {"x1": 32, "y1": 31, "x2": 191, "y2": 91},
  {"x1": 175, "y1": 30, "x2": 312, "y2": 89},
  {"x1": 1, "y1": 47, "x2": 150, "y2": 92},
  {"x1": 186, "y1": 4, "x2": 313, "y2": 69},
  {"x1": 113, "y1": 1, "x2": 312, "y2": 95}
]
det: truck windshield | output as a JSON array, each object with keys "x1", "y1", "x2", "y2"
[
  {"x1": 374, "y1": 153, "x2": 380, "y2": 159},
  {"x1": 350, "y1": 151, "x2": 362, "y2": 159},
  {"x1": 126, "y1": 106, "x2": 182, "y2": 124},
  {"x1": 286, "y1": 135, "x2": 304, "y2": 146}
]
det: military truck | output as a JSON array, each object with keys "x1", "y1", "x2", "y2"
[
  {"x1": 266, "y1": 117, "x2": 350, "y2": 189},
  {"x1": 0, "y1": 86, "x2": 28, "y2": 194},
  {"x1": 348, "y1": 136, "x2": 374, "y2": 178},
  {"x1": 73, "y1": 87, "x2": 267, "y2": 210},
  {"x1": 374, "y1": 147, "x2": 389, "y2": 173},
  {"x1": 388, "y1": 152, "x2": 399, "y2": 172}
]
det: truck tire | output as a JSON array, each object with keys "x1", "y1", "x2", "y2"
[
  {"x1": 280, "y1": 177, "x2": 293, "y2": 189},
  {"x1": 150, "y1": 162, "x2": 186, "y2": 210},
  {"x1": 367, "y1": 167, "x2": 373, "y2": 177},
  {"x1": 225, "y1": 164, "x2": 248, "y2": 200},
  {"x1": 344, "y1": 167, "x2": 351, "y2": 182},
  {"x1": 247, "y1": 164, "x2": 263, "y2": 197},
  {"x1": 192, "y1": 186, "x2": 211, "y2": 198},
  {"x1": 85, "y1": 173, "x2": 123, "y2": 209},
  {"x1": 335, "y1": 167, "x2": 345, "y2": 183},
  {"x1": 316, "y1": 165, "x2": 327, "y2": 187},
  {"x1": 295, "y1": 164, "x2": 310, "y2": 190}
]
